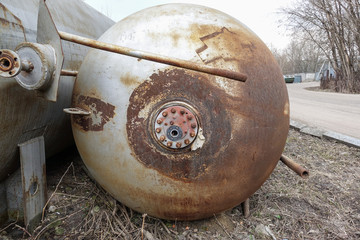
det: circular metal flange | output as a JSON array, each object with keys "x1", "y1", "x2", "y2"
[
  {"x1": 153, "y1": 102, "x2": 199, "y2": 149},
  {"x1": 15, "y1": 42, "x2": 55, "y2": 91},
  {"x1": 0, "y1": 49, "x2": 21, "y2": 78}
]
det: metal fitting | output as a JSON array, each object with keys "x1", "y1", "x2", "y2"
[{"x1": 153, "y1": 101, "x2": 200, "y2": 150}]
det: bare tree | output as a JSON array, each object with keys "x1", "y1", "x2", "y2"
[
  {"x1": 281, "y1": 0, "x2": 360, "y2": 93},
  {"x1": 270, "y1": 39, "x2": 323, "y2": 75}
]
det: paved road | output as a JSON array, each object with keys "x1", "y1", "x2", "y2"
[{"x1": 286, "y1": 81, "x2": 360, "y2": 139}]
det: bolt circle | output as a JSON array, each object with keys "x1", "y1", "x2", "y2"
[{"x1": 153, "y1": 102, "x2": 199, "y2": 150}]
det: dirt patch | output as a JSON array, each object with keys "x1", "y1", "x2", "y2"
[{"x1": 1, "y1": 129, "x2": 359, "y2": 239}]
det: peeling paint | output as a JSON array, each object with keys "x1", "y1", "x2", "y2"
[
  {"x1": 72, "y1": 95, "x2": 115, "y2": 132},
  {"x1": 190, "y1": 127, "x2": 205, "y2": 151}
]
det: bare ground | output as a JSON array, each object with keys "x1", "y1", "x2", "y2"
[{"x1": 1, "y1": 128, "x2": 359, "y2": 240}]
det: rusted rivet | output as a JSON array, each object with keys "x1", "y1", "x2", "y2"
[
  {"x1": 180, "y1": 109, "x2": 185, "y2": 115},
  {"x1": 160, "y1": 136, "x2": 166, "y2": 142},
  {"x1": 167, "y1": 141, "x2": 173, "y2": 147},
  {"x1": 157, "y1": 119, "x2": 163, "y2": 124},
  {"x1": 184, "y1": 139, "x2": 190, "y2": 145},
  {"x1": 162, "y1": 112, "x2": 168, "y2": 117},
  {"x1": 176, "y1": 142, "x2": 182, "y2": 148},
  {"x1": 171, "y1": 108, "x2": 176, "y2": 113},
  {"x1": 156, "y1": 128, "x2": 161, "y2": 133},
  {"x1": 190, "y1": 132, "x2": 195, "y2": 137},
  {"x1": 191, "y1": 123, "x2": 197, "y2": 128},
  {"x1": 170, "y1": 121, "x2": 174, "y2": 125},
  {"x1": 187, "y1": 115, "x2": 193, "y2": 120}
]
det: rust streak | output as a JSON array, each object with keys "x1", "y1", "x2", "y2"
[{"x1": 0, "y1": 3, "x2": 27, "y2": 41}]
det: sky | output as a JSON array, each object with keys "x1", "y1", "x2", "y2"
[{"x1": 83, "y1": 0, "x2": 294, "y2": 50}]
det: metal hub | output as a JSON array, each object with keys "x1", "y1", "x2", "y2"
[{"x1": 153, "y1": 102, "x2": 199, "y2": 149}]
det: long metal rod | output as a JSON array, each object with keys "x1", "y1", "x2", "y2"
[
  {"x1": 58, "y1": 31, "x2": 247, "y2": 82},
  {"x1": 280, "y1": 154, "x2": 309, "y2": 178}
]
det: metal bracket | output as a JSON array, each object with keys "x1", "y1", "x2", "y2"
[
  {"x1": 63, "y1": 107, "x2": 91, "y2": 115},
  {"x1": 36, "y1": 0, "x2": 64, "y2": 102},
  {"x1": 18, "y1": 136, "x2": 47, "y2": 232}
]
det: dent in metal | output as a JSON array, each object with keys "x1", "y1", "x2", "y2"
[{"x1": 196, "y1": 27, "x2": 241, "y2": 64}]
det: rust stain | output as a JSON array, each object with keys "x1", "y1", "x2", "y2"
[
  {"x1": 126, "y1": 68, "x2": 232, "y2": 181},
  {"x1": 121, "y1": 72, "x2": 140, "y2": 87},
  {"x1": 0, "y1": 3, "x2": 27, "y2": 42},
  {"x1": 72, "y1": 95, "x2": 115, "y2": 131}
]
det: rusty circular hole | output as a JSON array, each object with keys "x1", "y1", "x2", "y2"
[
  {"x1": 29, "y1": 181, "x2": 39, "y2": 196},
  {"x1": 0, "y1": 57, "x2": 11, "y2": 70}
]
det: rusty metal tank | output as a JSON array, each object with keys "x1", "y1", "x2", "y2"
[
  {"x1": 72, "y1": 3, "x2": 290, "y2": 220},
  {"x1": 0, "y1": 0, "x2": 114, "y2": 181}
]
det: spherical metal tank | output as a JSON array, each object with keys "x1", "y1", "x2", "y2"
[
  {"x1": 0, "y1": 0, "x2": 114, "y2": 181},
  {"x1": 72, "y1": 4, "x2": 290, "y2": 220}
]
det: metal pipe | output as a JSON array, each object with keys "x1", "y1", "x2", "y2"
[
  {"x1": 280, "y1": 154, "x2": 309, "y2": 178},
  {"x1": 58, "y1": 31, "x2": 247, "y2": 82},
  {"x1": 60, "y1": 69, "x2": 78, "y2": 76},
  {"x1": 241, "y1": 198, "x2": 250, "y2": 218},
  {"x1": 21, "y1": 60, "x2": 34, "y2": 73}
]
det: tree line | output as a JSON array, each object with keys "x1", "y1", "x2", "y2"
[{"x1": 275, "y1": 0, "x2": 360, "y2": 93}]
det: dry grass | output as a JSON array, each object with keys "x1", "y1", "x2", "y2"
[{"x1": 1, "y1": 129, "x2": 359, "y2": 240}]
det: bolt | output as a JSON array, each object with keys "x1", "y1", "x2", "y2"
[
  {"x1": 162, "y1": 111, "x2": 168, "y2": 117},
  {"x1": 191, "y1": 123, "x2": 197, "y2": 128},
  {"x1": 171, "y1": 108, "x2": 176, "y2": 113},
  {"x1": 180, "y1": 109, "x2": 185, "y2": 115},
  {"x1": 156, "y1": 128, "x2": 161, "y2": 133},
  {"x1": 170, "y1": 121, "x2": 174, "y2": 125},
  {"x1": 160, "y1": 136, "x2": 166, "y2": 142},
  {"x1": 187, "y1": 115, "x2": 193, "y2": 120},
  {"x1": 167, "y1": 141, "x2": 173, "y2": 147},
  {"x1": 176, "y1": 142, "x2": 182, "y2": 148},
  {"x1": 157, "y1": 119, "x2": 163, "y2": 124},
  {"x1": 190, "y1": 132, "x2": 195, "y2": 137},
  {"x1": 184, "y1": 139, "x2": 190, "y2": 145}
]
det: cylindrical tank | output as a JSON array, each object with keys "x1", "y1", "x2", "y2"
[
  {"x1": 72, "y1": 4, "x2": 289, "y2": 220},
  {"x1": 0, "y1": 0, "x2": 114, "y2": 181}
]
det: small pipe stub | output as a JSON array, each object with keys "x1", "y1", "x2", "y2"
[
  {"x1": 153, "y1": 102, "x2": 199, "y2": 150},
  {"x1": 280, "y1": 154, "x2": 309, "y2": 178},
  {"x1": 0, "y1": 49, "x2": 21, "y2": 78}
]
